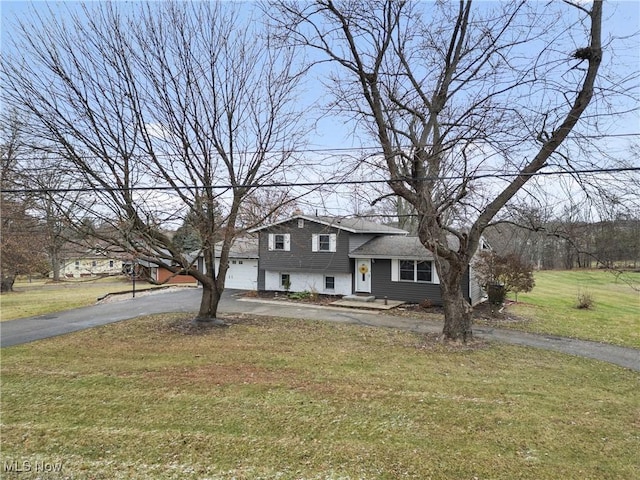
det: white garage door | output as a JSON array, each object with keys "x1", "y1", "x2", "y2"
[{"x1": 215, "y1": 259, "x2": 258, "y2": 290}]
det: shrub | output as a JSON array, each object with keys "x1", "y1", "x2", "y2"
[
  {"x1": 487, "y1": 283, "x2": 506, "y2": 306},
  {"x1": 419, "y1": 298, "x2": 433, "y2": 309},
  {"x1": 576, "y1": 291, "x2": 595, "y2": 310},
  {"x1": 288, "y1": 290, "x2": 311, "y2": 301}
]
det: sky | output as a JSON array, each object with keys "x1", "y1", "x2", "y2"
[
  {"x1": 2, "y1": 0, "x2": 638, "y2": 151},
  {"x1": 1, "y1": 1, "x2": 639, "y2": 220}
]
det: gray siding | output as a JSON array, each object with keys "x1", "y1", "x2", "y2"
[
  {"x1": 370, "y1": 259, "x2": 472, "y2": 305},
  {"x1": 468, "y1": 264, "x2": 486, "y2": 305},
  {"x1": 258, "y1": 219, "x2": 351, "y2": 274},
  {"x1": 348, "y1": 234, "x2": 376, "y2": 252}
]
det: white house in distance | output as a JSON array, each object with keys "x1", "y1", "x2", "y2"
[{"x1": 57, "y1": 246, "x2": 125, "y2": 279}]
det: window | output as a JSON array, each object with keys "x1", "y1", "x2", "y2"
[
  {"x1": 75, "y1": 261, "x2": 79, "y2": 270},
  {"x1": 109, "y1": 260, "x2": 114, "y2": 268},
  {"x1": 281, "y1": 273, "x2": 291, "y2": 289},
  {"x1": 92, "y1": 260, "x2": 97, "y2": 267},
  {"x1": 318, "y1": 234, "x2": 331, "y2": 251},
  {"x1": 397, "y1": 260, "x2": 433, "y2": 283},
  {"x1": 325, "y1": 276, "x2": 335, "y2": 290},
  {"x1": 399, "y1": 260, "x2": 414, "y2": 281},
  {"x1": 416, "y1": 261, "x2": 432, "y2": 282},
  {"x1": 238, "y1": 260, "x2": 243, "y2": 264},
  {"x1": 268, "y1": 233, "x2": 290, "y2": 251},
  {"x1": 312, "y1": 233, "x2": 336, "y2": 252}
]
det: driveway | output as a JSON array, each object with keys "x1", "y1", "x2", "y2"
[{"x1": 1, "y1": 287, "x2": 638, "y2": 371}]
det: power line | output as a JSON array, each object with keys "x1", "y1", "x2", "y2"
[
  {"x1": 2, "y1": 167, "x2": 638, "y2": 195},
  {"x1": 11, "y1": 131, "x2": 640, "y2": 165}
]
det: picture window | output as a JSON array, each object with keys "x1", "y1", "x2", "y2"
[{"x1": 399, "y1": 260, "x2": 433, "y2": 283}]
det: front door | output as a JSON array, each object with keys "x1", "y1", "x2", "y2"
[{"x1": 355, "y1": 258, "x2": 371, "y2": 293}]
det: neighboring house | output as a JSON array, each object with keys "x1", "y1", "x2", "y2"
[
  {"x1": 250, "y1": 214, "x2": 486, "y2": 306},
  {"x1": 57, "y1": 247, "x2": 125, "y2": 278}
]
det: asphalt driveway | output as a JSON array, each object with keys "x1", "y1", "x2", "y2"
[{"x1": 1, "y1": 287, "x2": 638, "y2": 371}]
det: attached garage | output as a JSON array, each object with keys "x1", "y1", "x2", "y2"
[
  {"x1": 213, "y1": 236, "x2": 259, "y2": 291},
  {"x1": 214, "y1": 257, "x2": 258, "y2": 290}
]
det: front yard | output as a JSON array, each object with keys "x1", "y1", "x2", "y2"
[{"x1": 1, "y1": 314, "x2": 638, "y2": 479}]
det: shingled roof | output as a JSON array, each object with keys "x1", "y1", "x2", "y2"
[
  {"x1": 349, "y1": 235, "x2": 461, "y2": 259},
  {"x1": 249, "y1": 214, "x2": 408, "y2": 235}
]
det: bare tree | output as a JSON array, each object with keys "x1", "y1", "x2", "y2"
[
  {"x1": 273, "y1": 0, "x2": 606, "y2": 341},
  {"x1": 0, "y1": 116, "x2": 49, "y2": 290},
  {"x1": 2, "y1": 1, "x2": 309, "y2": 322}
]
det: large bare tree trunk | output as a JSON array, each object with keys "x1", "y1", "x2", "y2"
[
  {"x1": 194, "y1": 244, "x2": 227, "y2": 325},
  {"x1": 439, "y1": 263, "x2": 473, "y2": 342},
  {"x1": 196, "y1": 282, "x2": 224, "y2": 326}
]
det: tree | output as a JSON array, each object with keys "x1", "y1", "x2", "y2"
[
  {"x1": 274, "y1": 0, "x2": 604, "y2": 341},
  {"x1": 0, "y1": 200, "x2": 49, "y2": 291},
  {"x1": 473, "y1": 250, "x2": 535, "y2": 303},
  {"x1": 2, "y1": 1, "x2": 309, "y2": 322},
  {"x1": 0, "y1": 121, "x2": 49, "y2": 290},
  {"x1": 1, "y1": 111, "x2": 84, "y2": 282}
]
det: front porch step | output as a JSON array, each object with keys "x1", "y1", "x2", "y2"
[{"x1": 342, "y1": 294, "x2": 376, "y2": 302}]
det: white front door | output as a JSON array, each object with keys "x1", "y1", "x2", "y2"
[{"x1": 355, "y1": 258, "x2": 371, "y2": 293}]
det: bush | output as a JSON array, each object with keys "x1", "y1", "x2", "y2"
[
  {"x1": 419, "y1": 298, "x2": 433, "y2": 309},
  {"x1": 487, "y1": 283, "x2": 506, "y2": 306},
  {"x1": 288, "y1": 290, "x2": 311, "y2": 300},
  {"x1": 576, "y1": 291, "x2": 595, "y2": 310}
]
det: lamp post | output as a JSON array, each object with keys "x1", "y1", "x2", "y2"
[{"x1": 131, "y1": 259, "x2": 137, "y2": 298}]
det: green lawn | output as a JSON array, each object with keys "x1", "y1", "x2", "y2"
[
  {"x1": 1, "y1": 314, "x2": 638, "y2": 479},
  {"x1": 0, "y1": 277, "x2": 148, "y2": 321},
  {"x1": 504, "y1": 270, "x2": 640, "y2": 348}
]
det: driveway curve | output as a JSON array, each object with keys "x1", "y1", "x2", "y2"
[{"x1": 1, "y1": 287, "x2": 638, "y2": 371}]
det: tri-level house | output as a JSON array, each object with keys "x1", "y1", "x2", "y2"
[{"x1": 250, "y1": 214, "x2": 486, "y2": 305}]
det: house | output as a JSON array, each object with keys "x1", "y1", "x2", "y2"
[
  {"x1": 57, "y1": 246, "x2": 125, "y2": 278},
  {"x1": 213, "y1": 236, "x2": 259, "y2": 290},
  {"x1": 250, "y1": 214, "x2": 486, "y2": 306},
  {"x1": 348, "y1": 235, "x2": 486, "y2": 305}
]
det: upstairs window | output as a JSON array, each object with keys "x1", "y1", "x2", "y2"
[
  {"x1": 312, "y1": 233, "x2": 337, "y2": 252},
  {"x1": 268, "y1": 233, "x2": 291, "y2": 251}
]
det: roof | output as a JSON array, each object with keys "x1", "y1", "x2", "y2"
[
  {"x1": 348, "y1": 234, "x2": 462, "y2": 259},
  {"x1": 349, "y1": 236, "x2": 434, "y2": 259},
  {"x1": 214, "y1": 236, "x2": 259, "y2": 259},
  {"x1": 249, "y1": 214, "x2": 408, "y2": 235}
]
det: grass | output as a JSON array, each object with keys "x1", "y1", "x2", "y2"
[
  {"x1": 504, "y1": 270, "x2": 640, "y2": 348},
  {"x1": 1, "y1": 314, "x2": 639, "y2": 479},
  {"x1": 0, "y1": 276, "x2": 151, "y2": 321}
]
